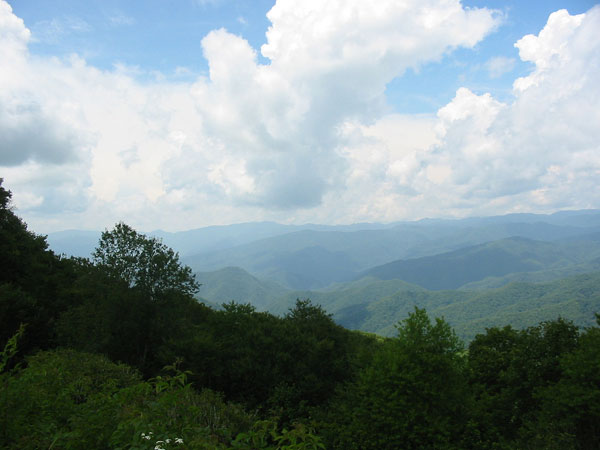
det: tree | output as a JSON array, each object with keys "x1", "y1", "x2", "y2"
[
  {"x1": 329, "y1": 308, "x2": 469, "y2": 449},
  {"x1": 467, "y1": 318, "x2": 580, "y2": 448},
  {"x1": 0, "y1": 179, "x2": 78, "y2": 354},
  {"x1": 533, "y1": 315, "x2": 600, "y2": 449},
  {"x1": 92, "y1": 222, "x2": 199, "y2": 300},
  {"x1": 274, "y1": 299, "x2": 353, "y2": 420},
  {"x1": 54, "y1": 224, "x2": 204, "y2": 374}
]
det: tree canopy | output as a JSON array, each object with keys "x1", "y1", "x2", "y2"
[{"x1": 92, "y1": 222, "x2": 199, "y2": 299}]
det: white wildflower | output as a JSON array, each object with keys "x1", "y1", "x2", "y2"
[{"x1": 175, "y1": 437, "x2": 184, "y2": 444}]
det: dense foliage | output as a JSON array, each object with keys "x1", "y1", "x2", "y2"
[{"x1": 1, "y1": 179, "x2": 599, "y2": 449}]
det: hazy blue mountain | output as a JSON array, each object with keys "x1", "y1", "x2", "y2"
[
  {"x1": 46, "y1": 230, "x2": 101, "y2": 258},
  {"x1": 47, "y1": 221, "x2": 395, "y2": 259},
  {"x1": 361, "y1": 236, "x2": 600, "y2": 290},
  {"x1": 183, "y1": 228, "x2": 428, "y2": 289},
  {"x1": 46, "y1": 210, "x2": 600, "y2": 290},
  {"x1": 43, "y1": 210, "x2": 600, "y2": 345},
  {"x1": 149, "y1": 221, "x2": 391, "y2": 257},
  {"x1": 46, "y1": 222, "x2": 302, "y2": 259}
]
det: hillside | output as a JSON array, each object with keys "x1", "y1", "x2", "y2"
[
  {"x1": 195, "y1": 266, "x2": 289, "y2": 309},
  {"x1": 361, "y1": 236, "x2": 600, "y2": 290},
  {"x1": 193, "y1": 265, "x2": 600, "y2": 341},
  {"x1": 354, "y1": 272, "x2": 600, "y2": 340}
]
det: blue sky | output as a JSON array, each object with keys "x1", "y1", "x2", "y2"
[
  {"x1": 11, "y1": 0, "x2": 595, "y2": 112},
  {"x1": 1, "y1": 0, "x2": 599, "y2": 232}
]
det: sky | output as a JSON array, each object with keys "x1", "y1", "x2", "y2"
[{"x1": 1, "y1": 0, "x2": 599, "y2": 233}]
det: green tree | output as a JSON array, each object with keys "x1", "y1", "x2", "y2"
[
  {"x1": 272, "y1": 299, "x2": 353, "y2": 421},
  {"x1": 93, "y1": 222, "x2": 199, "y2": 300},
  {"x1": 467, "y1": 318, "x2": 580, "y2": 448},
  {"x1": 533, "y1": 315, "x2": 600, "y2": 449},
  {"x1": 328, "y1": 308, "x2": 469, "y2": 449},
  {"x1": 0, "y1": 179, "x2": 78, "y2": 355}
]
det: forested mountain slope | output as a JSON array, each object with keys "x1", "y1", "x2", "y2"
[
  {"x1": 195, "y1": 264, "x2": 600, "y2": 342},
  {"x1": 196, "y1": 266, "x2": 289, "y2": 309},
  {"x1": 361, "y1": 236, "x2": 600, "y2": 290},
  {"x1": 341, "y1": 272, "x2": 600, "y2": 340}
]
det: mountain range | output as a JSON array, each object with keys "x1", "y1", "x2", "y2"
[{"x1": 47, "y1": 210, "x2": 600, "y2": 339}]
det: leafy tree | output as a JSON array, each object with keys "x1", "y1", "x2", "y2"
[
  {"x1": 92, "y1": 222, "x2": 199, "y2": 299},
  {"x1": 1, "y1": 348, "x2": 323, "y2": 449},
  {"x1": 532, "y1": 315, "x2": 600, "y2": 449},
  {"x1": 55, "y1": 256, "x2": 211, "y2": 376},
  {"x1": 272, "y1": 299, "x2": 353, "y2": 420},
  {"x1": 328, "y1": 308, "x2": 469, "y2": 449},
  {"x1": 0, "y1": 179, "x2": 78, "y2": 355},
  {"x1": 192, "y1": 302, "x2": 290, "y2": 408},
  {"x1": 468, "y1": 318, "x2": 580, "y2": 448}
]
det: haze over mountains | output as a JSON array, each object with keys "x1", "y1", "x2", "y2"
[{"x1": 47, "y1": 210, "x2": 600, "y2": 339}]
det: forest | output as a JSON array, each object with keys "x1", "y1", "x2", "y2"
[{"x1": 1, "y1": 178, "x2": 599, "y2": 450}]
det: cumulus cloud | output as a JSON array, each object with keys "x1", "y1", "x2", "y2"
[
  {"x1": 0, "y1": 100, "x2": 83, "y2": 166},
  {"x1": 190, "y1": 0, "x2": 500, "y2": 209},
  {"x1": 0, "y1": 2, "x2": 82, "y2": 167},
  {"x1": 409, "y1": 7, "x2": 600, "y2": 215},
  {"x1": 2, "y1": 0, "x2": 598, "y2": 231},
  {"x1": 3, "y1": 0, "x2": 500, "y2": 228},
  {"x1": 0, "y1": 0, "x2": 29, "y2": 61},
  {"x1": 299, "y1": 6, "x2": 600, "y2": 223}
]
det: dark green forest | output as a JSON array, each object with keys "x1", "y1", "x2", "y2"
[{"x1": 1, "y1": 178, "x2": 599, "y2": 449}]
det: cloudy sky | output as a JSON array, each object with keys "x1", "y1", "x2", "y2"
[{"x1": 1, "y1": 0, "x2": 598, "y2": 233}]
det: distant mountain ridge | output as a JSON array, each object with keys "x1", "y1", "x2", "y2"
[
  {"x1": 46, "y1": 221, "x2": 398, "y2": 259},
  {"x1": 182, "y1": 213, "x2": 600, "y2": 289},
  {"x1": 47, "y1": 210, "x2": 600, "y2": 290},
  {"x1": 360, "y1": 236, "x2": 600, "y2": 290}
]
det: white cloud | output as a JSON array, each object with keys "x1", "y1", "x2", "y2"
[
  {"x1": 513, "y1": 9, "x2": 585, "y2": 91},
  {"x1": 485, "y1": 55, "x2": 516, "y2": 78},
  {"x1": 31, "y1": 16, "x2": 91, "y2": 44},
  {"x1": 287, "y1": 6, "x2": 600, "y2": 223},
  {"x1": 109, "y1": 13, "x2": 135, "y2": 27},
  {"x1": 188, "y1": 0, "x2": 500, "y2": 210},
  {"x1": 412, "y1": 6, "x2": 600, "y2": 215},
  {"x1": 4, "y1": 0, "x2": 598, "y2": 232},
  {"x1": 0, "y1": 0, "x2": 29, "y2": 61}
]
